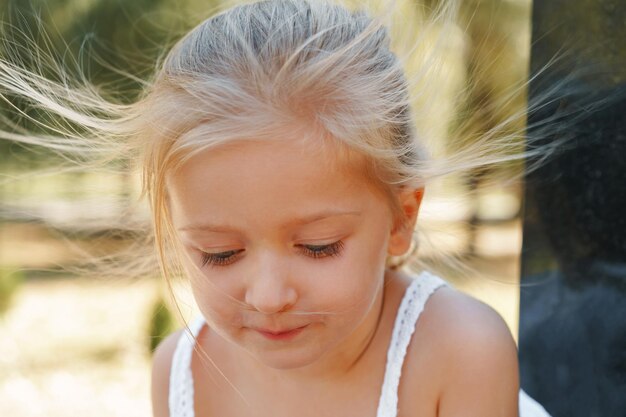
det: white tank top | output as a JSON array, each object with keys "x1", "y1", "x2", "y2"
[{"x1": 167, "y1": 271, "x2": 551, "y2": 417}]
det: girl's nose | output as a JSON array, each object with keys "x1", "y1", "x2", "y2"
[{"x1": 244, "y1": 257, "x2": 298, "y2": 314}]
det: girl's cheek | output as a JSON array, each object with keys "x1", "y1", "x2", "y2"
[
  {"x1": 182, "y1": 256, "x2": 237, "y2": 308},
  {"x1": 190, "y1": 277, "x2": 241, "y2": 326},
  {"x1": 191, "y1": 270, "x2": 241, "y2": 302},
  {"x1": 318, "y1": 255, "x2": 381, "y2": 300}
]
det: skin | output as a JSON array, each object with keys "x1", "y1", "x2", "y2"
[{"x1": 151, "y1": 136, "x2": 520, "y2": 417}]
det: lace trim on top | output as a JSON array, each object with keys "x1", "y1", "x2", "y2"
[
  {"x1": 375, "y1": 271, "x2": 448, "y2": 417},
  {"x1": 169, "y1": 317, "x2": 205, "y2": 417}
]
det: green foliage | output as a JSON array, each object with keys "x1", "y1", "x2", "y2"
[
  {"x1": 148, "y1": 294, "x2": 176, "y2": 353},
  {"x1": 0, "y1": 0, "x2": 219, "y2": 167},
  {"x1": 0, "y1": 267, "x2": 23, "y2": 316}
]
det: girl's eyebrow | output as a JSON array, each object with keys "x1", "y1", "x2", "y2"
[
  {"x1": 288, "y1": 210, "x2": 362, "y2": 226},
  {"x1": 177, "y1": 210, "x2": 362, "y2": 232}
]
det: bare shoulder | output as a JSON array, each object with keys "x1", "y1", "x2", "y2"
[
  {"x1": 410, "y1": 285, "x2": 520, "y2": 416},
  {"x1": 421, "y1": 286, "x2": 518, "y2": 352},
  {"x1": 151, "y1": 329, "x2": 184, "y2": 417}
]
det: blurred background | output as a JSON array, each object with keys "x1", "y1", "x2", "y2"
[{"x1": 0, "y1": 0, "x2": 532, "y2": 416}]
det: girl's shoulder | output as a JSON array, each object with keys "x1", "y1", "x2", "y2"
[
  {"x1": 397, "y1": 273, "x2": 520, "y2": 415},
  {"x1": 151, "y1": 329, "x2": 186, "y2": 417},
  {"x1": 418, "y1": 283, "x2": 517, "y2": 355}
]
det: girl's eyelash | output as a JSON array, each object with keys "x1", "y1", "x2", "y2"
[
  {"x1": 299, "y1": 241, "x2": 344, "y2": 259},
  {"x1": 199, "y1": 241, "x2": 344, "y2": 267},
  {"x1": 200, "y1": 250, "x2": 243, "y2": 267}
]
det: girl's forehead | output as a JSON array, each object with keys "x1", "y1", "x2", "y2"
[
  {"x1": 170, "y1": 136, "x2": 364, "y2": 187},
  {"x1": 166, "y1": 137, "x2": 386, "y2": 228}
]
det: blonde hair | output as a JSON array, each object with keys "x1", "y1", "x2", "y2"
[{"x1": 0, "y1": 0, "x2": 546, "y2": 281}]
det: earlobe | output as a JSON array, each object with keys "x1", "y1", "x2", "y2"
[{"x1": 387, "y1": 188, "x2": 424, "y2": 256}]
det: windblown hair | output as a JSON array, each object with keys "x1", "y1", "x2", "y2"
[
  {"x1": 0, "y1": 0, "x2": 549, "y2": 282},
  {"x1": 140, "y1": 0, "x2": 430, "y2": 278}
]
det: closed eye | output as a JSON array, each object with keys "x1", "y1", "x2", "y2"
[
  {"x1": 200, "y1": 249, "x2": 244, "y2": 267},
  {"x1": 298, "y1": 241, "x2": 344, "y2": 259},
  {"x1": 198, "y1": 241, "x2": 344, "y2": 268}
]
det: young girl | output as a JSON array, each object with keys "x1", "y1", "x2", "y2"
[
  {"x1": 145, "y1": 1, "x2": 551, "y2": 416},
  {"x1": 0, "y1": 0, "x2": 552, "y2": 416}
]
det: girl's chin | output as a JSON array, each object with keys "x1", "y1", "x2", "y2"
[
  {"x1": 238, "y1": 331, "x2": 331, "y2": 370},
  {"x1": 248, "y1": 347, "x2": 325, "y2": 370}
]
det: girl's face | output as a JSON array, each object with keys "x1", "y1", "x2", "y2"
[{"x1": 168, "y1": 137, "x2": 410, "y2": 371}]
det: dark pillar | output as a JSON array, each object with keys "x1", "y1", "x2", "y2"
[{"x1": 519, "y1": 1, "x2": 626, "y2": 416}]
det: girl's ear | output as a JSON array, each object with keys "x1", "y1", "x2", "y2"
[{"x1": 388, "y1": 188, "x2": 424, "y2": 256}]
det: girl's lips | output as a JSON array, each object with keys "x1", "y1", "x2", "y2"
[{"x1": 254, "y1": 324, "x2": 309, "y2": 341}]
